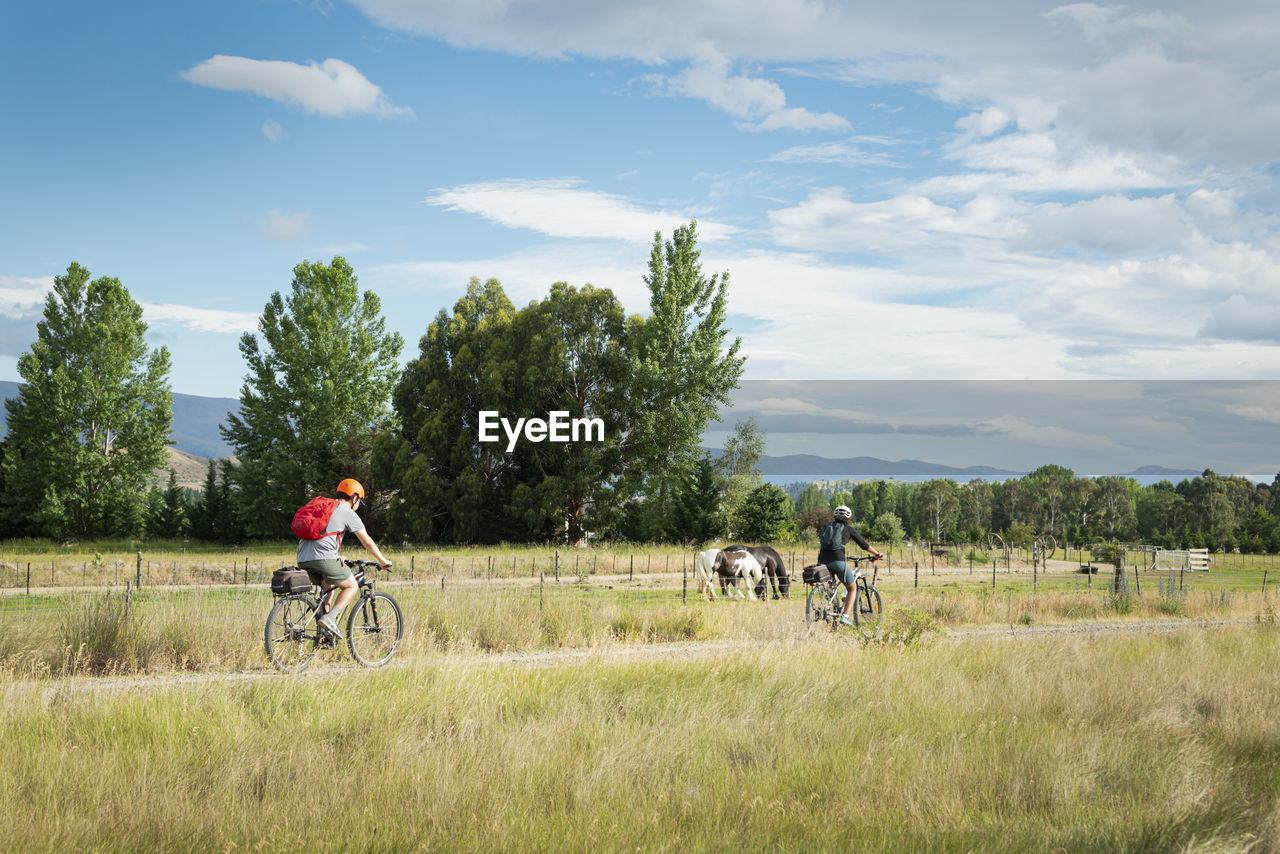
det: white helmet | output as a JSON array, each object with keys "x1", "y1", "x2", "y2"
[{"x1": 833, "y1": 505, "x2": 852, "y2": 521}]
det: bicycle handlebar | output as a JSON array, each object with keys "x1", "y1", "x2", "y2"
[{"x1": 343, "y1": 558, "x2": 392, "y2": 571}]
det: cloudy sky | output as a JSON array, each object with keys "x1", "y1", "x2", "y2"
[{"x1": 2, "y1": 1, "x2": 1278, "y2": 470}]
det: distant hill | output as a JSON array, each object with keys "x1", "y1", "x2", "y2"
[
  {"x1": 1, "y1": 381, "x2": 238, "y2": 459},
  {"x1": 708, "y1": 450, "x2": 1023, "y2": 477},
  {"x1": 1124, "y1": 465, "x2": 1201, "y2": 477}
]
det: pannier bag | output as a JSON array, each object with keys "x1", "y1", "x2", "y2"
[
  {"x1": 802, "y1": 564, "x2": 832, "y2": 585},
  {"x1": 271, "y1": 567, "x2": 315, "y2": 595}
]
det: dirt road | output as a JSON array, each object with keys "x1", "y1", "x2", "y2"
[{"x1": 4, "y1": 615, "x2": 1263, "y2": 700}]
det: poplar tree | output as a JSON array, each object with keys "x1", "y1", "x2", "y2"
[
  {"x1": 626, "y1": 221, "x2": 746, "y2": 537},
  {"x1": 1, "y1": 263, "x2": 172, "y2": 538},
  {"x1": 222, "y1": 257, "x2": 403, "y2": 538}
]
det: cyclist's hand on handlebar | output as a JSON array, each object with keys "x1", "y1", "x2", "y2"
[{"x1": 380, "y1": 560, "x2": 393, "y2": 570}]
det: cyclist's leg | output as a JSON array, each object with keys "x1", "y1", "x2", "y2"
[
  {"x1": 299, "y1": 559, "x2": 357, "y2": 620},
  {"x1": 827, "y1": 560, "x2": 858, "y2": 619}
]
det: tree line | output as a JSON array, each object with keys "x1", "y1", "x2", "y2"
[
  {"x1": 1, "y1": 223, "x2": 753, "y2": 545},
  {"x1": 788, "y1": 466, "x2": 1280, "y2": 554},
  {"x1": 3, "y1": 230, "x2": 1278, "y2": 553}
]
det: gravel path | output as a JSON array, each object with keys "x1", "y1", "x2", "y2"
[{"x1": 3, "y1": 616, "x2": 1263, "y2": 700}]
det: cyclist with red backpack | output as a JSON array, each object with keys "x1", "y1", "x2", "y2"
[{"x1": 295, "y1": 478, "x2": 393, "y2": 639}]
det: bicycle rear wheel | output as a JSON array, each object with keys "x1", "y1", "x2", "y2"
[
  {"x1": 852, "y1": 586, "x2": 883, "y2": 627},
  {"x1": 265, "y1": 593, "x2": 321, "y2": 672},
  {"x1": 346, "y1": 591, "x2": 404, "y2": 667},
  {"x1": 805, "y1": 582, "x2": 838, "y2": 625}
]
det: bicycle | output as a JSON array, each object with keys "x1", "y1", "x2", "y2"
[
  {"x1": 265, "y1": 558, "x2": 404, "y2": 672},
  {"x1": 805, "y1": 555, "x2": 883, "y2": 629}
]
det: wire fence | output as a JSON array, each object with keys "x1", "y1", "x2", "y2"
[{"x1": 2, "y1": 548, "x2": 1275, "y2": 625}]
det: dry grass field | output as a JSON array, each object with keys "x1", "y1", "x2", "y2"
[{"x1": 2, "y1": 542, "x2": 1279, "y2": 851}]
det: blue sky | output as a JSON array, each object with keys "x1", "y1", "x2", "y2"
[{"x1": 3, "y1": 1, "x2": 1279, "y2": 470}]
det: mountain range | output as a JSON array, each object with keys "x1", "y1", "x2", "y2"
[{"x1": 0, "y1": 382, "x2": 238, "y2": 459}]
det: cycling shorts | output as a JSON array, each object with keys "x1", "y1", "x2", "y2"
[
  {"x1": 827, "y1": 559, "x2": 855, "y2": 586},
  {"x1": 298, "y1": 558, "x2": 351, "y2": 585}
]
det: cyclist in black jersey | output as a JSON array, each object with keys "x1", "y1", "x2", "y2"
[{"x1": 818, "y1": 505, "x2": 883, "y2": 626}]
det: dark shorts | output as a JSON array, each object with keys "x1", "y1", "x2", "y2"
[
  {"x1": 827, "y1": 560, "x2": 855, "y2": 586},
  {"x1": 298, "y1": 558, "x2": 351, "y2": 586}
]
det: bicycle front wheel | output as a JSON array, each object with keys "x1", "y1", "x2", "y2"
[
  {"x1": 347, "y1": 591, "x2": 404, "y2": 667},
  {"x1": 852, "y1": 587, "x2": 883, "y2": 627},
  {"x1": 265, "y1": 593, "x2": 321, "y2": 672}
]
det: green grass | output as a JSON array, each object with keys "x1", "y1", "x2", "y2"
[{"x1": 1, "y1": 626, "x2": 1278, "y2": 851}]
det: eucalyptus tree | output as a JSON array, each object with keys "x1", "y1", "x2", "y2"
[
  {"x1": 221, "y1": 257, "x2": 403, "y2": 538},
  {"x1": 918, "y1": 478, "x2": 960, "y2": 542},
  {"x1": 1, "y1": 263, "x2": 172, "y2": 538},
  {"x1": 1023, "y1": 464, "x2": 1075, "y2": 537}
]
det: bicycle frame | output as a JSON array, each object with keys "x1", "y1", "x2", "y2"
[{"x1": 265, "y1": 559, "x2": 402, "y2": 671}]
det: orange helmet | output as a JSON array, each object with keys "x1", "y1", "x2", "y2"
[{"x1": 336, "y1": 478, "x2": 366, "y2": 500}]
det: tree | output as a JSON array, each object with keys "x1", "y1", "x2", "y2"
[
  {"x1": 1024, "y1": 464, "x2": 1075, "y2": 537},
  {"x1": 146, "y1": 469, "x2": 189, "y2": 539},
  {"x1": 868, "y1": 511, "x2": 906, "y2": 546},
  {"x1": 718, "y1": 417, "x2": 766, "y2": 539},
  {"x1": 379, "y1": 278, "x2": 511, "y2": 543},
  {"x1": 1, "y1": 263, "x2": 172, "y2": 538},
  {"x1": 221, "y1": 257, "x2": 403, "y2": 539},
  {"x1": 505, "y1": 282, "x2": 637, "y2": 542},
  {"x1": 918, "y1": 479, "x2": 960, "y2": 542},
  {"x1": 736, "y1": 483, "x2": 794, "y2": 542},
  {"x1": 626, "y1": 221, "x2": 746, "y2": 534},
  {"x1": 671, "y1": 454, "x2": 728, "y2": 542}
]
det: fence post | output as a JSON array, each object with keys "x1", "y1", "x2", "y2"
[
  {"x1": 992, "y1": 559, "x2": 996, "y2": 593},
  {"x1": 914, "y1": 562, "x2": 918, "y2": 590},
  {"x1": 1264, "y1": 570, "x2": 1269, "y2": 597},
  {"x1": 682, "y1": 565, "x2": 687, "y2": 604},
  {"x1": 136, "y1": 552, "x2": 142, "y2": 589},
  {"x1": 630, "y1": 554, "x2": 634, "y2": 581},
  {"x1": 26, "y1": 562, "x2": 30, "y2": 596},
  {"x1": 411, "y1": 555, "x2": 415, "y2": 586},
  {"x1": 244, "y1": 557, "x2": 249, "y2": 586}
]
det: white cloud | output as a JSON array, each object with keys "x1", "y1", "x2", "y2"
[
  {"x1": 142, "y1": 303, "x2": 260, "y2": 335},
  {"x1": 0, "y1": 275, "x2": 52, "y2": 318},
  {"x1": 740, "y1": 107, "x2": 851, "y2": 133},
  {"x1": 181, "y1": 55, "x2": 413, "y2": 118},
  {"x1": 766, "y1": 140, "x2": 898, "y2": 167},
  {"x1": 426, "y1": 178, "x2": 738, "y2": 243},
  {"x1": 258, "y1": 210, "x2": 312, "y2": 243},
  {"x1": 1199, "y1": 295, "x2": 1280, "y2": 343},
  {"x1": 262, "y1": 119, "x2": 284, "y2": 141}
]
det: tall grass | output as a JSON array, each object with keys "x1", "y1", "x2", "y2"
[
  {"x1": 2, "y1": 580, "x2": 1277, "y2": 680},
  {"x1": 1, "y1": 626, "x2": 1278, "y2": 851}
]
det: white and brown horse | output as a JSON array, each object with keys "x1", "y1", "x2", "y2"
[
  {"x1": 725, "y1": 544, "x2": 790, "y2": 599},
  {"x1": 694, "y1": 548, "x2": 764, "y2": 601}
]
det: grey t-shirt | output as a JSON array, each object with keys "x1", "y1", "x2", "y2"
[{"x1": 296, "y1": 502, "x2": 365, "y2": 563}]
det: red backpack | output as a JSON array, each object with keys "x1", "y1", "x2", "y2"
[{"x1": 292, "y1": 496, "x2": 343, "y2": 542}]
